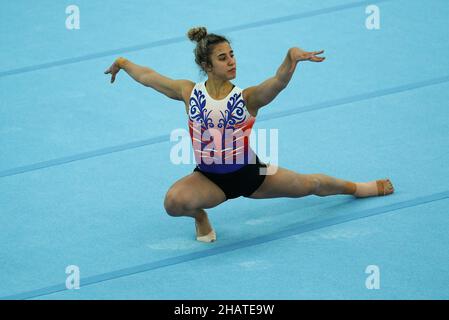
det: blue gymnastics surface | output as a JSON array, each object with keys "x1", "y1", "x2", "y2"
[{"x1": 1, "y1": 0, "x2": 448, "y2": 299}]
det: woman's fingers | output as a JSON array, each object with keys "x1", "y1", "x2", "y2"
[
  {"x1": 104, "y1": 63, "x2": 120, "y2": 83},
  {"x1": 307, "y1": 50, "x2": 325, "y2": 62},
  {"x1": 105, "y1": 65, "x2": 116, "y2": 74},
  {"x1": 311, "y1": 56, "x2": 325, "y2": 62},
  {"x1": 104, "y1": 62, "x2": 119, "y2": 74}
]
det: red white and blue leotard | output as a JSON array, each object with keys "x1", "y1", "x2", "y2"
[{"x1": 188, "y1": 81, "x2": 257, "y2": 174}]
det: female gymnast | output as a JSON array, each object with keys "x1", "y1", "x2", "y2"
[{"x1": 105, "y1": 26, "x2": 394, "y2": 243}]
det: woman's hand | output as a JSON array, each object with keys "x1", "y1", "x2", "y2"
[
  {"x1": 289, "y1": 47, "x2": 325, "y2": 63},
  {"x1": 104, "y1": 57, "x2": 125, "y2": 83}
]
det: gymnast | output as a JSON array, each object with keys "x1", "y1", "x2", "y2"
[{"x1": 105, "y1": 26, "x2": 394, "y2": 243}]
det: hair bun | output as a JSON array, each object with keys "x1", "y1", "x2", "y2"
[{"x1": 187, "y1": 27, "x2": 208, "y2": 43}]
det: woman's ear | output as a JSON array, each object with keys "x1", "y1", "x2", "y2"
[{"x1": 202, "y1": 61, "x2": 213, "y2": 73}]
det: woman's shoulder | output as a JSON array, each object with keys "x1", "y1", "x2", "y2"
[{"x1": 181, "y1": 80, "x2": 196, "y2": 100}]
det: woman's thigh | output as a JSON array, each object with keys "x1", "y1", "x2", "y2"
[
  {"x1": 247, "y1": 164, "x2": 317, "y2": 199},
  {"x1": 165, "y1": 171, "x2": 227, "y2": 209}
]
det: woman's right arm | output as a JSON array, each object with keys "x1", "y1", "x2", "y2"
[{"x1": 104, "y1": 57, "x2": 193, "y2": 102}]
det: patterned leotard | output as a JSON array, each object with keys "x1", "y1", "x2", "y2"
[{"x1": 188, "y1": 81, "x2": 257, "y2": 174}]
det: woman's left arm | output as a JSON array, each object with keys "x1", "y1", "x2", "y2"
[{"x1": 244, "y1": 47, "x2": 325, "y2": 114}]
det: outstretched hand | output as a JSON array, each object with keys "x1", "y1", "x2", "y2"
[
  {"x1": 104, "y1": 59, "x2": 121, "y2": 83},
  {"x1": 289, "y1": 47, "x2": 325, "y2": 63}
]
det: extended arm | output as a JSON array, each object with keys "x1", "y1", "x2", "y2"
[
  {"x1": 104, "y1": 57, "x2": 193, "y2": 101},
  {"x1": 245, "y1": 47, "x2": 325, "y2": 114}
]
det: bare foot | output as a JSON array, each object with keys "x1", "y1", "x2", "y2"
[
  {"x1": 195, "y1": 211, "x2": 216, "y2": 243},
  {"x1": 354, "y1": 179, "x2": 394, "y2": 198}
]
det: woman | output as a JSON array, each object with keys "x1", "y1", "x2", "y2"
[{"x1": 105, "y1": 26, "x2": 394, "y2": 243}]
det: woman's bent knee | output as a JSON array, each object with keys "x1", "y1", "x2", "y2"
[
  {"x1": 164, "y1": 189, "x2": 194, "y2": 216},
  {"x1": 164, "y1": 191, "x2": 179, "y2": 216}
]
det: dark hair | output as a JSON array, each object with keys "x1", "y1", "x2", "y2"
[{"x1": 187, "y1": 26, "x2": 231, "y2": 76}]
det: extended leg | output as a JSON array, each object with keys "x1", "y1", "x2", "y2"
[{"x1": 248, "y1": 164, "x2": 394, "y2": 199}]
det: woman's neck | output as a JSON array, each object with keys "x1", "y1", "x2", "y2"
[{"x1": 205, "y1": 78, "x2": 233, "y2": 99}]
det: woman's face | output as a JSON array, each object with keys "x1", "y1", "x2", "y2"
[{"x1": 206, "y1": 42, "x2": 236, "y2": 79}]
